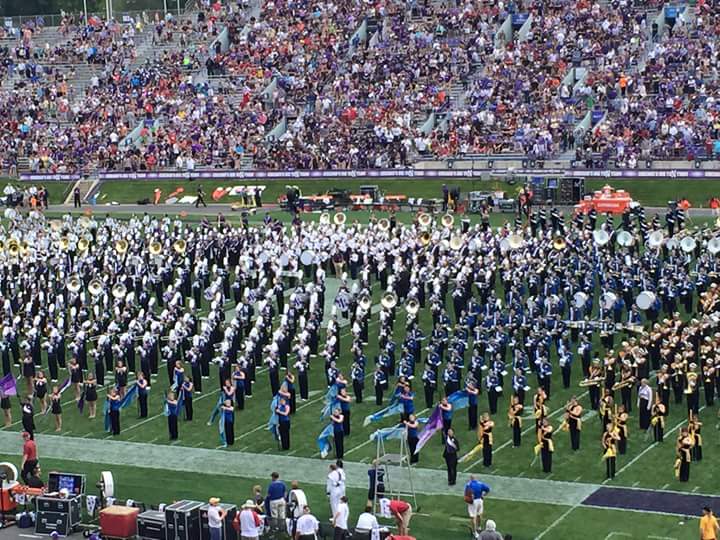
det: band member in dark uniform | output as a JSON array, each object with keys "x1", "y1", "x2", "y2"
[
  {"x1": 108, "y1": 388, "x2": 122, "y2": 436},
  {"x1": 182, "y1": 376, "x2": 194, "y2": 420},
  {"x1": 276, "y1": 397, "x2": 291, "y2": 450},
  {"x1": 50, "y1": 385, "x2": 62, "y2": 432},
  {"x1": 404, "y1": 414, "x2": 419, "y2": 464},
  {"x1": 166, "y1": 392, "x2": 179, "y2": 441},
  {"x1": 443, "y1": 427, "x2": 459, "y2": 486},
  {"x1": 331, "y1": 407, "x2": 345, "y2": 459},
  {"x1": 84, "y1": 373, "x2": 98, "y2": 419},
  {"x1": 222, "y1": 399, "x2": 235, "y2": 446},
  {"x1": 137, "y1": 372, "x2": 149, "y2": 418},
  {"x1": 466, "y1": 382, "x2": 479, "y2": 430}
]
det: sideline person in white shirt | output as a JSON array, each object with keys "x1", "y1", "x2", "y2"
[
  {"x1": 207, "y1": 497, "x2": 226, "y2": 540},
  {"x1": 355, "y1": 505, "x2": 380, "y2": 533},
  {"x1": 295, "y1": 505, "x2": 320, "y2": 540},
  {"x1": 238, "y1": 499, "x2": 262, "y2": 540},
  {"x1": 333, "y1": 496, "x2": 350, "y2": 539}
]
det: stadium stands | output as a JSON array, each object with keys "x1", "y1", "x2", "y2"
[{"x1": 0, "y1": 0, "x2": 718, "y2": 174}]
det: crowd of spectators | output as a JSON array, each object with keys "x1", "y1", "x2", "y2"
[{"x1": 0, "y1": 0, "x2": 719, "y2": 174}]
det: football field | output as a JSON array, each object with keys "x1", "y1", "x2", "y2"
[{"x1": 0, "y1": 208, "x2": 717, "y2": 540}]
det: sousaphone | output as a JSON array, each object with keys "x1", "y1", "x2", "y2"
[
  {"x1": 418, "y1": 213, "x2": 432, "y2": 228},
  {"x1": 115, "y1": 239, "x2": 129, "y2": 254},
  {"x1": 405, "y1": 298, "x2": 420, "y2": 315},
  {"x1": 67, "y1": 275, "x2": 82, "y2": 293},
  {"x1": 149, "y1": 241, "x2": 162, "y2": 256},
  {"x1": 333, "y1": 213, "x2": 346, "y2": 226},
  {"x1": 381, "y1": 292, "x2": 398, "y2": 309},
  {"x1": 173, "y1": 239, "x2": 187, "y2": 254},
  {"x1": 88, "y1": 278, "x2": 104, "y2": 297},
  {"x1": 377, "y1": 218, "x2": 390, "y2": 232},
  {"x1": 441, "y1": 214, "x2": 454, "y2": 228}
]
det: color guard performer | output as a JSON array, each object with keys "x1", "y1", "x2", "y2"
[
  {"x1": 602, "y1": 423, "x2": 620, "y2": 480},
  {"x1": 477, "y1": 413, "x2": 494, "y2": 467},
  {"x1": 689, "y1": 413, "x2": 702, "y2": 462},
  {"x1": 508, "y1": 395, "x2": 523, "y2": 448},
  {"x1": 615, "y1": 405, "x2": 629, "y2": 455},
  {"x1": 533, "y1": 388, "x2": 547, "y2": 434},
  {"x1": 651, "y1": 394, "x2": 666, "y2": 442},
  {"x1": 565, "y1": 396, "x2": 583, "y2": 451},
  {"x1": 675, "y1": 427, "x2": 693, "y2": 482},
  {"x1": 537, "y1": 418, "x2": 554, "y2": 473}
]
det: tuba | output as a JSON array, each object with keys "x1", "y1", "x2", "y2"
[
  {"x1": 112, "y1": 283, "x2": 127, "y2": 300},
  {"x1": 449, "y1": 235, "x2": 463, "y2": 250},
  {"x1": 67, "y1": 275, "x2": 82, "y2": 293},
  {"x1": 173, "y1": 239, "x2": 187, "y2": 254},
  {"x1": 7, "y1": 240, "x2": 19, "y2": 258},
  {"x1": 358, "y1": 295, "x2": 372, "y2": 311},
  {"x1": 88, "y1": 278, "x2": 104, "y2": 297},
  {"x1": 418, "y1": 213, "x2": 432, "y2": 228},
  {"x1": 405, "y1": 298, "x2": 420, "y2": 315},
  {"x1": 149, "y1": 241, "x2": 162, "y2": 256},
  {"x1": 381, "y1": 292, "x2": 398, "y2": 310}
]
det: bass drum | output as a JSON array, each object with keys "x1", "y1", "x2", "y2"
[
  {"x1": 300, "y1": 250, "x2": 314, "y2": 266},
  {"x1": 636, "y1": 291, "x2": 656, "y2": 311}
]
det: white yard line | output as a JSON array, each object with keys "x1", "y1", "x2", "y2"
[{"x1": 535, "y1": 502, "x2": 581, "y2": 540}]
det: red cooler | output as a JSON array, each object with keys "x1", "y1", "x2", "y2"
[{"x1": 100, "y1": 505, "x2": 140, "y2": 538}]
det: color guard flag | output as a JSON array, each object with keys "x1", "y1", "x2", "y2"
[
  {"x1": 0, "y1": 373, "x2": 17, "y2": 397},
  {"x1": 317, "y1": 424, "x2": 334, "y2": 458}
]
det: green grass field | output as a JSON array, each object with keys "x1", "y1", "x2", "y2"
[{"x1": 0, "y1": 206, "x2": 716, "y2": 540}]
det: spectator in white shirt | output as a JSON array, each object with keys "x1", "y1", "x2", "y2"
[
  {"x1": 238, "y1": 500, "x2": 262, "y2": 540},
  {"x1": 206, "y1": 497, "x2": 226, "y2": 540},
  {"x1": 295, "y1": 505, "x2": 319, "y2": 540},
  {"x1": 355, "y1": 505, "x2": 379, "y2": 533},
  {"x1": 332, "y1": 496, "x2": 350, "y2": 540}
]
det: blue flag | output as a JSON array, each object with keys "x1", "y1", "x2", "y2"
[
  {"x1": 219, "y1": 411, "x2": 227, "y2": 448},
  {"x1": 207, "y1": 394, "x2": 223, "y2": 425},
  {"x1": 447, "y1": 390, "x2": 470, "y2": 411},
  {"x1": 267, "y1": 394, "x2": 280, "y2": 440},
  {"x1": 317, "y1": 423, "x2": 334, "y2": 458},
  {"x1": 370, "y1": 425, "x2": 406, "y2": 442},
  {"x1": 363, "y1": 401, "x2": 404, "y2": 427},
  {"x1": 321, "y1": 384, "x2": 340, "y2": 420}
]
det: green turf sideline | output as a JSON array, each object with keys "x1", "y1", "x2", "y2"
[{"x1": 0, "y1": 431, "x2": 597, "y2": 506}]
